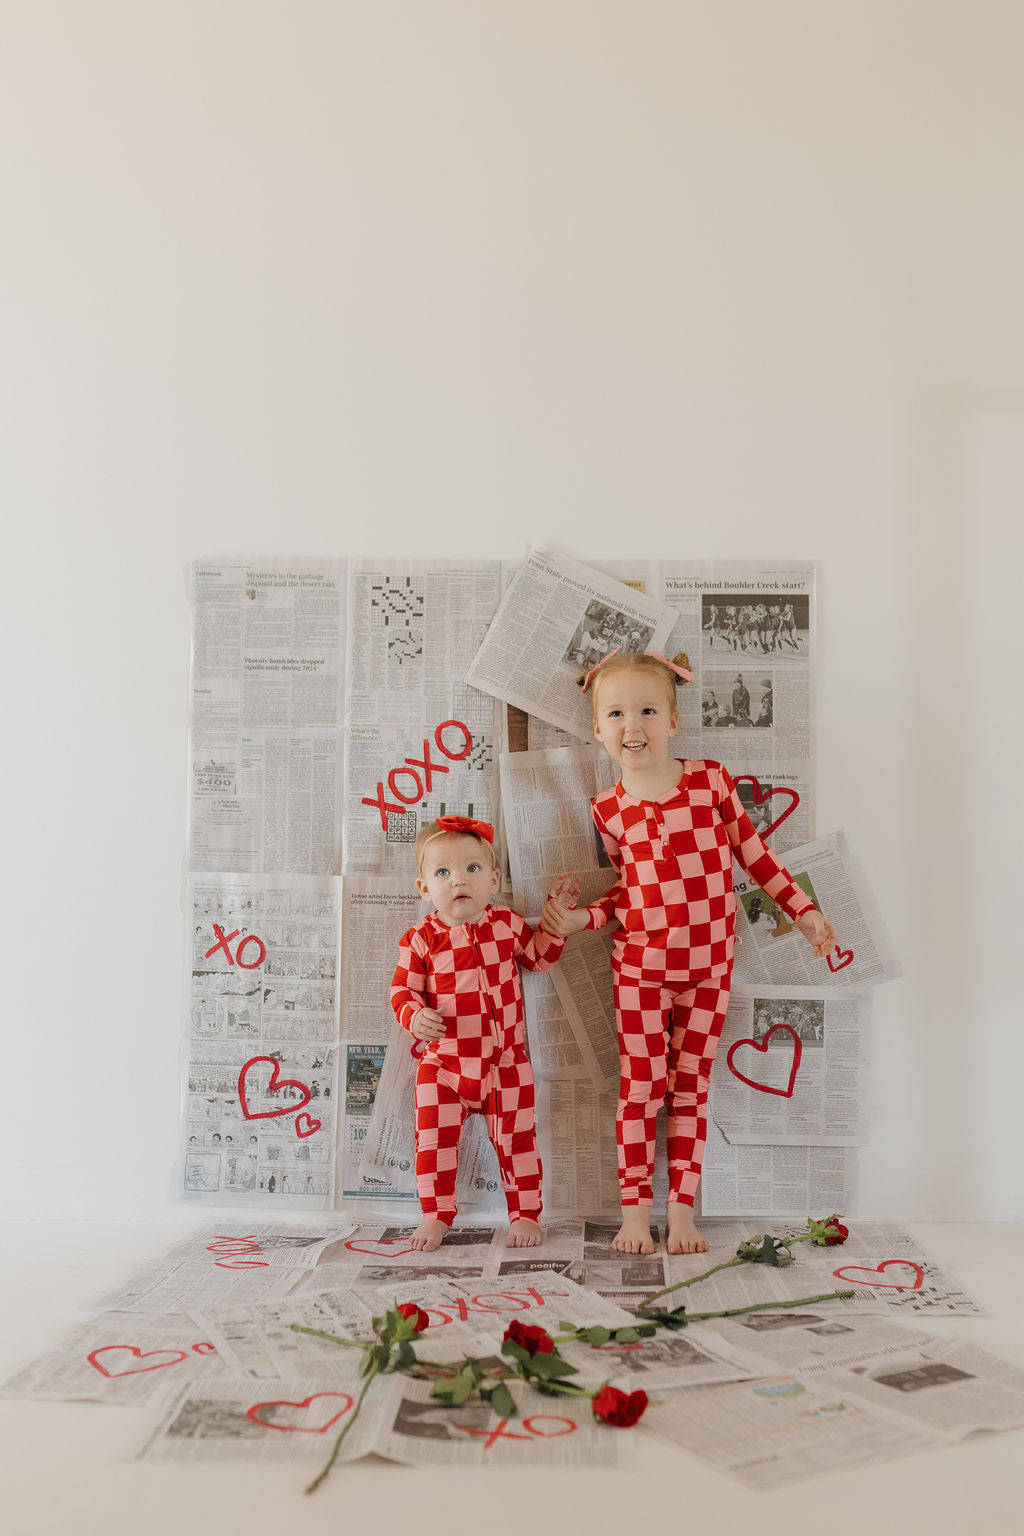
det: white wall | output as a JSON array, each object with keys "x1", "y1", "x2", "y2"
[{"x1": 3, "y1": 1, "x2": 1021, "y2": 1220}]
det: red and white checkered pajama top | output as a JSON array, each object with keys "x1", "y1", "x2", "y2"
[{"x1": 585, "y1": 759, "x2": 814, "y2": 980}]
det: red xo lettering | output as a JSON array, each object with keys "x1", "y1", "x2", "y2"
[
  {"x1": 361, "y1": 719, "x2": 473, "y2": 831},
  {"x1": 206, "y1": 1235, "x2": 268, "y2": 1270},
  {"x1": 204, "y1": 923, "x2": 267, "y2": 969},
  {"x1": 455, "y1": 1414, "x2": 577, "y2": 1450}
]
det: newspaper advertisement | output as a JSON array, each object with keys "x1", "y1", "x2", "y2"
[
  {"x1": 710, "y1": 988, "x2": 869, "y2": 1146},
  {"x1": 700, "y1": 1117, "x2": 853, "y2": 1218},
  {"x1": 188, "y1": 558, "x2": 346, "y2": 874},
  {"x1": 343, "y1": 559, "x2": 503, "y2": 875},
  {"x1": 338, "y1": 876, "x2": 422, "y2": 1205},
  {"x1": 0, "y1": 1312, "x2": 228, "y2": 1406},
  {"x1": 182, "y1": 874, "x2": 340, "y2": 1208},
  {"x1": 499, "y1": 744, "x2": 617, "y2": 917},
  {"x1": 466, "y1": 545, "x2": 678, "y2": 742},
  {"x1": 733, "y1": 832, "x2": 895, "y2": 987}
]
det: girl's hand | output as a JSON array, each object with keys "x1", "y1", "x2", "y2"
[
  {"x1": 411, "y1": 1007, "x2": 446, "y2": 1042},
  {"x1": 540, "y1": 899, "x2": 591, "y2": 938},
  {"x1": 548, "y1": 872, "x2": 581, "y2": 911},
  {"x1": 797, "y1": 909, "x2": 838, "y2": 958}
]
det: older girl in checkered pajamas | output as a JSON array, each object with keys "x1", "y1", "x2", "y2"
[
  {"x1": 391, "y1": 815, "x2": 578, "y2": 1253},
  {"x1": 541, "y1": 651, "x2": 837, "y2": 1256}
]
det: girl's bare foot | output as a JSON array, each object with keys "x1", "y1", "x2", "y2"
[
  {"x1": 506, "y1": 1218, "x2": 542, "y2": 1247},
  {"x1": 410, "y1": 1218, "x2": 448, "y2": 1252},
  {"x1": 666, "y1": 1205, "x2": 708, "y2": 1254},
  {"x1": 612, "y1": 1208, "x2": 654, "y2": 1254}
]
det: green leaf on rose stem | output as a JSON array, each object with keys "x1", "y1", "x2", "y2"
[
  {"x1": 430, "y1": 1378, "x2": 458, "y2": 1401},
  {"x1": 644, "y1": 1307, "x2": 689, "y2": 1330},
  {"x1": 611, "y1": 1327, "x2": 640, "y2": 1343},
  {"x1": 449, "y1": 1373, "x2": 476, "y2": 1406},
  {"x1": 396, "y1": 1340, "x2": 416, "y2": 1369},
  {"x1": 359, "y1": 1346, "x2": 376, "y2": 1377},
  {"x1": 489, "y1": 1382, "x2": 517, "y2": 1419},
  {"x1": 558, "y1": 1321, "x2": 577, "y2": 1333},
  {"x1": 584, "y1": 1326, "x2": 611, "y2": 1346},
  {"x1": 501, "y1": 1338, "x2": 529, "y2": 1366},
  {"x1": 526, "y1": 1352, "x2": 579, "y2": 1381},
  {"x1": 375, "y1": 1343, "x2": 391, "y2": 1371}
]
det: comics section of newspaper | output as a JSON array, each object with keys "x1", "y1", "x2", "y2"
[
  {"x1": 188, "y1": 559, "x2": 346, "y2": 874},
  {"x1": 181, "y1": 874, "x2": 340, "y2": 1208}
]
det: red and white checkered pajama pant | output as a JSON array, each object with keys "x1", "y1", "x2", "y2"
[
  {"x1": 414, "y1": 1049, "x2": 542, "y2": 1227},
  {"x1": 613, "y1": 968, "x2": 732, "y2": 1207}
]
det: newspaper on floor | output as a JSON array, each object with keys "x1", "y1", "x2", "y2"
[
  {"x1": 350, "y1": 1268, "x2": 639, "y2": 1337},
  {"x1": 181, "y1": 874, "x2": 340, "y2": 1208},
  {"x1": 733, "y1": 831, "x2": 897, "y2": 987},
  {"x1": 188, "y1": 558, "x2": 346, "y2": 875},
  {"x1": 641, "y1": 1371, "x2": 936, "y2": 1490},
  {"x1": 342, "y1": 559, "x2": 503, "y2": 876},
  {"x1": 0, "y1": 1312, "x2": 228, "y2": 1405},
  {"x1": 699, "y1": 1308, "x2": 932, "y2": 1376},
  {"x1": 188, "y1": 1286, "x2": 378, "y2": 1379},
  {"x1": 320, "y1": 1222, "x2": 505, "y2": 1277},
  {"x1": 710, "y1": 988, "x2": 869, "y2": 1146},
  {"x1": 88, "y1": 1223, "x2": 353, "y2": 1315},
  {"x1": 789, "y1": 1221, "x2": 987, "y2": 1318},
  {"x1": 499, "y1": 743, "x2": 618, "y2": 918},
  {"x1": 467, "y1": 546, "x2": 679, "y2": 743},
  {"x1": 700, "y1": 1118, "x2": 853, "y2": 1218}
]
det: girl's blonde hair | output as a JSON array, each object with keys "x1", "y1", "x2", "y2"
[
  {"x1": 580, "y1": 650, "x2": 691, "y2": 721},
  {"x1": 415, "y1": 819, "x2": 499, "y2": 875}
]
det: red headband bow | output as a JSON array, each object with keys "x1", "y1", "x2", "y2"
[{"x1": 433, "y1": 815, "x2": 495, "y2": 843}]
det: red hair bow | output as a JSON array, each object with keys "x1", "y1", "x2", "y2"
[{"x1": 434, "y1": 815, "x2": 494, "y2": 843}]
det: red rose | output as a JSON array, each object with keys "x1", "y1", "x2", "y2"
[
  {"x1": 396, "y1": 1303, "x2": 429, "y2": 1334},
  {"x1": 503, "y1": 1319, "x2": 554, "y2": 1355},
  {"x1": 823, "y1": 1222, "x2": 849, "y2": 1246},
  {"x1": 592, "y1": 1385, "x2": 648, "y2": 1427}
]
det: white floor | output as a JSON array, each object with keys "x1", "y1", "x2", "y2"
[{"x1": 3, "y1": 1219, "x2": 1024, "y2": 1536}]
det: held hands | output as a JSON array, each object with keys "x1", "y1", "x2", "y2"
[
  {"x1": 797, "y1": 908, "x2": 838, "y2": 958},
  {"x1": 540, "y1": 873, "x2": 590, "y2": 938},
  {"x1": 411, "y1": 1007, "x2": 446, "y2": 1042}
]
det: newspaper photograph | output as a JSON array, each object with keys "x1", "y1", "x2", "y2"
[
  {"x1": 642, "y1": 1370, "x2": 935, "y2": 1490},
  {"x1": 710, "y1": 989, "x2": 869, "y2": 1146},
  {"x1": 733, "y1": 832, "x2": 896, "y2": 987},
  {"x1": 182, "y1": 874, "x2": 340, "y2": 1208},
  {"x1": 0, "y1": 1312, "x2": 228, "y2": 1406},
  {"x1": 467, "y1": 546, "x2": 678, "y2": 742},
  {"x1": 700, "y1": 1117, "x2": 852, "y2": 1217},
  {"x1": 188, "y1": 558, "x2": 346, "y2": 874}
]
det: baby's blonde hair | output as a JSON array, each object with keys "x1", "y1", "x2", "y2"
[
  {"x1": 415, "y1": 819, "x2": 499, "y2": 876},
  {"x1": 582, "y1": 651, "x2": 691, "y2": 722}
]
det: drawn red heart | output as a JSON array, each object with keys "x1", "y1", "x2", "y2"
[
  {"x1": 87, "y1": 1346, "x2": 189, "y2": 1378},
  {"x1": 191, "y1": 1342, "x2": 217, "y2": 1355},
  {"x1": 246, "y1": 1392, "x2": 354, "y2": 1433},
  {"x1": 826, "y1": 945, "x2": 854, "y2": 973},
  {"x1": 732, "y1": 776, "x2": 800, "y2": 840},
  {"x1": 237, "y1": 1056, "x2": 311, "y2": 1120},
  {"x1": 344, "y1": 1238, "x2": 417, "y2": 1258},
  {"x1": 726, "y1": 1024, "x2": 802, "y2": 1097},
  {"x1": 295, "y1": 1112, "x2": 322, "y2": 1139},
  {"x1": 832, "y1": 1260, "x2": 924, "y2": 1291}
]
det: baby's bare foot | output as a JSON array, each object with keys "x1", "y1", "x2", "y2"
[
  {"x1": 612, "y1": 1209, "x2": 654, "y2": 1254},
  {"x1": 506, "y1": 1218, "x2": 542, "y2": 1248},
  {"x1": 666, "y1": 1205, "x2": 708, "y2": 1255},
  {"x1": 410, "y1": 1218, "x2": 448, "y2": 1252}
]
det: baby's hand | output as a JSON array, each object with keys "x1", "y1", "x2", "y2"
[
  {"x1": 411, "y1": 1007, "x2": 446, "y2": 1042},
  {"x1": 797, "y1": 909, "x2": 838, "y2": 958},
  {"x1": 548, "y1": 872, "x2": 581, "y2": 910},
  {"x1": 540, "y1": 897, "x2": 591, "y2": 938}
]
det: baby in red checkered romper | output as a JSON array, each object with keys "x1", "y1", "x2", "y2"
[
  {"x1": 541, "y1": 651, "x2": 838, "y2": 1257},
  {"x1": 391, "y1": 815, "x2": 578, "y2": 1253}
]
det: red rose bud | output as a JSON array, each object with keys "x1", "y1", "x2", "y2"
[
  {"x1": 397, "y1": 1303, "x2": 429, "y2": 1333},
  {"x1": 503, "y1": 1320, "x2": 555, "y2": 1355},
  {"x1": 823, "y1": 1222, "x2": 849, "y2": 1246},
  {"x1": 806, "y1": 1214, "x2": 849, "y2": 1247},
  {"x1": 592, "y1": 1385, "x2": 648, "y2": 1427}
]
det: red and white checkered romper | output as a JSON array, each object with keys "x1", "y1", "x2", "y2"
[
  {"x1": 585, "y1": 760, "x2": 814, "y2": 1208},
  {"x1": 391, "y1": 908, "x2": 566, "y2": 1226}
]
